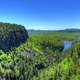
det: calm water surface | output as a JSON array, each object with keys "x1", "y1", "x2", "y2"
[{"x1": 63, "y1": 41, "x2": 73, "y2": 50}]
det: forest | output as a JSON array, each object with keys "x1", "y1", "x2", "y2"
[{"x1": 0, "y1": 23, "x2": 80, "y2": 80}]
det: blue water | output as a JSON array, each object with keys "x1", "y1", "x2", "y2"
[{"x1": 63, "y1": 41, "x2": 73, "y2": 50}]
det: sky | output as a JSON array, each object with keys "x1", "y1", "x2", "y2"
[{"x1": 0, "y1": 0, "x2": 80, "y2": 30}]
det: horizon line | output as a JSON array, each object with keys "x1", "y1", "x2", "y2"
[{"x1": 27, "y1": 28, "x2": 80, "y2": 31}]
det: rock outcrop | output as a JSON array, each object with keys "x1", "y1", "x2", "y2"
[{"x1": 0, "y1": 22, "x2": 28, "y2": 51}]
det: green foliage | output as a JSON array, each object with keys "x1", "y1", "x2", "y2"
[{"x1": 0, "y1": 30, "x2": 80, "y2": 80}]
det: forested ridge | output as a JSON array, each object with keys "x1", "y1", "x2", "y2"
[{"x1": 0, "y1": 23, "x2": 80, "y2": 80}]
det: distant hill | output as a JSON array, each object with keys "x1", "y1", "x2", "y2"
[
  {"x1": 28, "y1": 28, "x2": 80, "y2": 33},
  {"x1": 0, "y1": 22, "x2": 28, "y2": 51},
  {"x1": 57, "y1": 29, "x2": 80, "y2": 33}
]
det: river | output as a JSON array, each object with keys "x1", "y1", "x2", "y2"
[{"x1": 63, "y1": 41, "x2": 73, "y2": 50}]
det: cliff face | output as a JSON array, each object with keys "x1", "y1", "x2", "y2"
[{"x1": 0, "y1": 22, "x2": 28, "y2": 51}]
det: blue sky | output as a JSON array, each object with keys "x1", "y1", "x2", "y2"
[{"x1": 0, "y1": 0, "x2": 80, "y2": 30}]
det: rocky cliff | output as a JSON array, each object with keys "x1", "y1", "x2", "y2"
[{"x1": 0, "y1": 22, "x2": 28, "y2": 51}]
